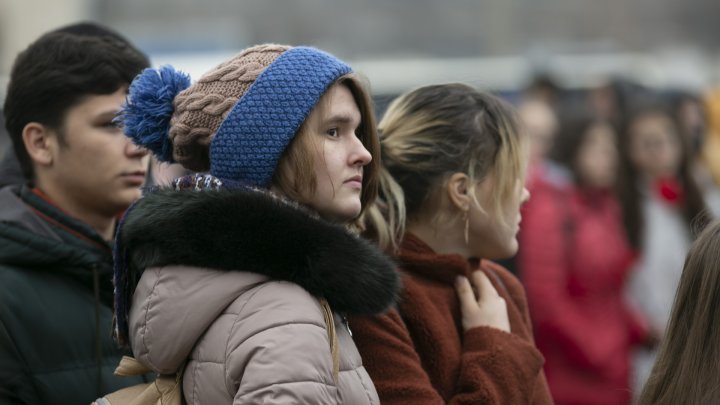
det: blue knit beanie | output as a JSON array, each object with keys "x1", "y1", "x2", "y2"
[{"x1": 122, "y1": 44, "x2": 352, "y2": 187}]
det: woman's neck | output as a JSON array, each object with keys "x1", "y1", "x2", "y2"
[{"x1": 405, "y1": 219, "x2": 469, "y2": 258}]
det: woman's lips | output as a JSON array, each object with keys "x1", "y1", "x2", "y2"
[{"x1": 345, "y1": 175, "x2": 363, "y2": 189}]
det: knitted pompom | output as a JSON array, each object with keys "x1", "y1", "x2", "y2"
[{"x1": 121, "y1": 65, "x2": 192, "y2": 162}]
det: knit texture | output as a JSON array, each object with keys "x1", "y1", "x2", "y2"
[
  {"x1": 209, "y1": 46, "x2": 351, "y2": 186},
  {"x1": 169, "y1": 44, "x2": 288, "y2": 171}
]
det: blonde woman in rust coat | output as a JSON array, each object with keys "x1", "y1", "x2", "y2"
[
  {"x1": 113, "y1": 44, "x2": 399, "y2": 404},
  {"x1": 350, "y1": 84, "x2": 553, "y2": 404}
]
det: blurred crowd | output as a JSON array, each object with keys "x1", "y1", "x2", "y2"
[
  {"x1": 1, "y1": 20, "x2": 719, "y2": 405},
  {"x1": 513, "y1": 76, "x2": 720, "y2": 403}
]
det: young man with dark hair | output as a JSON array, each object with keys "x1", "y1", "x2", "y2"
[{"x1": 0, "y1": 22, "x2": 151, "y2": 404}]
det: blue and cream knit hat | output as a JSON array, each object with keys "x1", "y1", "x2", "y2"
[{"x1": 121, "y1": 44, "x2": 352, "y2": 187}]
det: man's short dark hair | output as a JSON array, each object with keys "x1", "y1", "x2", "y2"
[{"x1": 3, "y1": 22, "x2": 150, "y2": 180}]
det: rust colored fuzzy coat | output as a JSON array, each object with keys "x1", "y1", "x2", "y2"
[{"x1": 350, "y1": 234, "x2": 554, "y2": 404}]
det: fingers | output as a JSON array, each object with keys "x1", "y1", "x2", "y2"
[
  {"x1": 455, "y1": 276, "x2": 478, "y2": 312},
  {"x1": 456, "y1": 272, "x2": 511, "y2": 333},
  {"x1": 470, "y1": 270, "x2": 499, "y2": 301}
]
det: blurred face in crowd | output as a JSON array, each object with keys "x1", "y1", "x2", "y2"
[
  {"x1": 302, "y1": 83, "x2": 373, "y2": 222},
  {"x1": 677, "y1": 98, "x2": 705, "y2": 155},
  {"x1": 628, "y1": 112, "x2": 682, "y2": 180},
  {"x1": 40, "y1": 87, "x2": 149, "y2": 217},
  {"x1": 588, "y1": 85, "x2": 618, "y2": 122},
  {"x1": 518, "y1": 100, "x2": 558, "y2": 164},
  {"x1": 576, "y1": 123, "x2": 619, "y2": 188}
]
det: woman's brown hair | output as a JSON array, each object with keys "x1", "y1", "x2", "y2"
[{"x1": 637, "y1": 220, "x2": 720, "y2": 405}]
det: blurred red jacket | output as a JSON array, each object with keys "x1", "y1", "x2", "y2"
[{"x1": 519, "y1": 175, "x2": 649, "y2": 405}]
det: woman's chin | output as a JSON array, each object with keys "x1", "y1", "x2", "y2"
[{"x1": 321, "y1": 206, "x2": 362, "y2": 224}]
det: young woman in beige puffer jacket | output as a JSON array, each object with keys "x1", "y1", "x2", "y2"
[{"x1": 112, "y1": 44, "x2": 399, "y2": 404}]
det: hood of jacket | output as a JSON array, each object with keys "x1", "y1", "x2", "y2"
[
  {"x1": 119, "y1": 187, "x2": 400, "y2": 318},
  {"x1": 0, "y1": 149, "x2": 24, "y2": 188},
  {"x1": 0, "y1": 185, "x2": 111, "y2": 274}
]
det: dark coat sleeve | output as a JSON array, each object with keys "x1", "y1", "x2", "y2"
[{"x1": 0, "y1": 317, "x2": 37, "y2": 404}]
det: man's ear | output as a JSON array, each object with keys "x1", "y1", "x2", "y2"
[
  {"x1": 446, "y1": 172, "x2": 471, "y2": 212},
  {"x1": 22, "y1": 123, "x2": 56, "y2": 167}
]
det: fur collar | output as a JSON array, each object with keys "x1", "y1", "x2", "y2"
[{"x1": 120, "y1": 187, "x2": 399, "y2": 315}]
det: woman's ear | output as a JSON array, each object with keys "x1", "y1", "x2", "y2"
[
  {"x1": 446, "y1": 172, "x2": 471, "y2": 212},
  {"x1": 22, "y1": 122, "x2": 56, "y2": 167}
]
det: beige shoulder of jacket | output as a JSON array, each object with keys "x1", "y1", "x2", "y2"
[{"x1": 129, "y1": 265, "x2": 379, "y2": 405}]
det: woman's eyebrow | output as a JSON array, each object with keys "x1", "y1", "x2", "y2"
[{"x1": 324, "y1": 112, "x2": 360, "y2": 125}]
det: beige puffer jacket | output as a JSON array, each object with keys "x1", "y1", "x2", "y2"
[
  {"x1": 130, "y1": 266, "x2": 378, "y2": 403},
  {"x1": 115, "y1": 187, "x2": 399, "y2": 404}
]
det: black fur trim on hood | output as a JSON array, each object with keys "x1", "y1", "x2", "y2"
[{"x1": 120, "y1": 188, "x2": 400, "y2": 315}]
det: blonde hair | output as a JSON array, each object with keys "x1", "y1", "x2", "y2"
[
  {"x1": 364, "y1": 83, "x2": 526, "y2": 252},
  {"x1": 638, "y1": 220, "x2": 720, "y2": 405},
  {"x1": 273, "y1": 73, "x2": 380, "y2": 222}
]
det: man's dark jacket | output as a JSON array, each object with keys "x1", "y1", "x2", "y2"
[{"x1": 0, "y1": 185, "x2": 145, "y2": 404}]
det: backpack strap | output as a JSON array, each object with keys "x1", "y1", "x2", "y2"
[
  {"x1": 93, "y1": 356, "x2": 185, "y2": 405},
  {"x1": 114, "y1": 356, "x2": 153, "y2": 376}
]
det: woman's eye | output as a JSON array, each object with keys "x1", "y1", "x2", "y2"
[{"x1": 326, "y1": 128, "x2": 339, "y2": 137}]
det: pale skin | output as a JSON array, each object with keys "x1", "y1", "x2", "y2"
[
  {"x1": 407, "y1": 171, "x2": 530, "y2": 333},
  {"x1": 303, "y1": 84, "x2": 371, "y2": 222},
  {"x1": 271, "y1": 83, "x2": 373, "y2": 223},
  {"x1": 575, "y1": 123, "x2": 619, "y2": 188}
]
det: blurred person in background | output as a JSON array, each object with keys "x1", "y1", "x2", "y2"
[
  {"x1": 524, "y1": 73, "x2": 562, "y2": 109},
  {"x1": 637, "y1": 220, "x2": 720, "y2": 405},
  {"x1": 350, "y1": 83, "x2": 553, "y2": 404},
  {"x1": 519, "y1": 108, "x2": 652, "y2": 405},
  {"x1": 702, "y1": 88, "x2": 720, "y2": 191},
  {"x1": 668, "y1": 90, "x2": 720, "y2": 215},
  {"x1": 515, "y1": 97, "x2": 570, "y2": 253},
  {"x1": 671, "y1": 91, "x2": 707, "y2": 157},
  {"x1": 113, "y1": 44, "x2": 399, "y2": 404},
  {"x1": 512, "y1": 98, "x2": 568, "y2": 278},
  {"x1": 518, "y1": 99, "x2": 559, "y2": 173},
  {"x1": 490, "y1": 98, "x2": 560, "y2": 278},
  {"x1": 587, "y1": 78, "x2": 646, "y2": 129},
  {"x1": 0, "y1": 22, "x2": 151, "y2": 404},
  {"x1": 617, "y1": 100, "x2": 711, "y2": 397}
]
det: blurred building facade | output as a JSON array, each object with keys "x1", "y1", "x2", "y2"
[{"x1": 2, "y1": 0, "x2": 720, "y2": 100}]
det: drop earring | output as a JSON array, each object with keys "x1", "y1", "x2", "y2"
[{"x1": 463, "y1": 210, "x2": 470, "y2": 246}]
